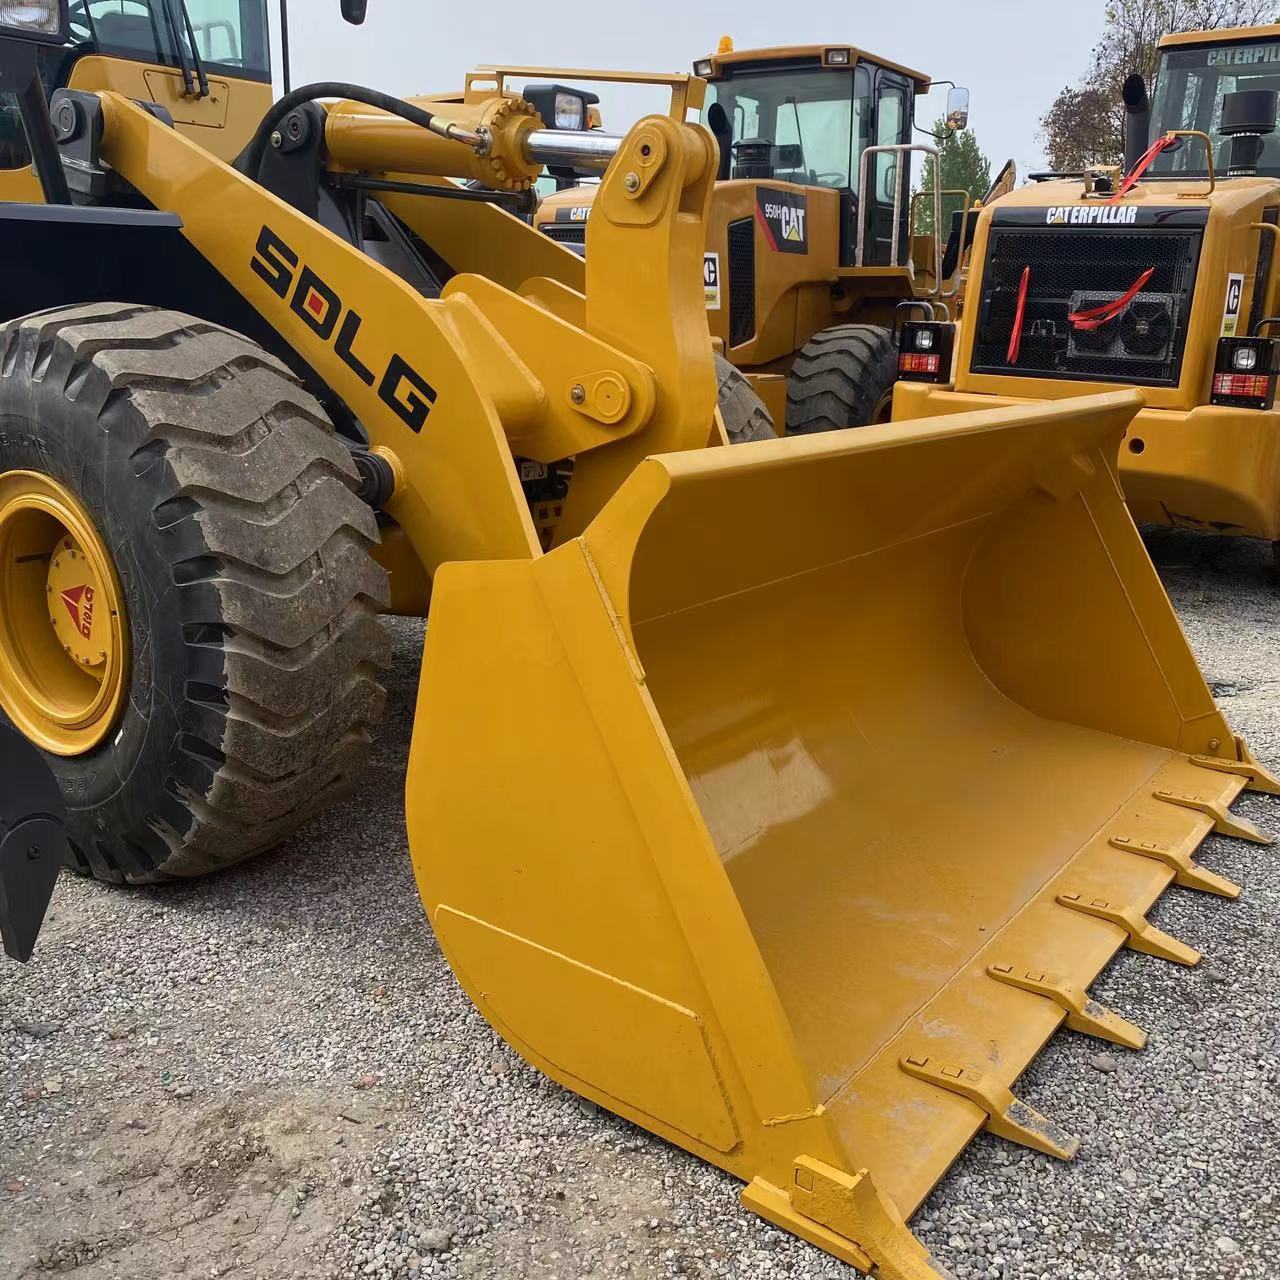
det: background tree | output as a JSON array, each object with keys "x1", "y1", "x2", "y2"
[
  {"x1": 914, "y1": 119, "x2": 992, "y2": 235},
  {"x1": 1040, "y1": 0, "x2": 1275, "y2": 171}
]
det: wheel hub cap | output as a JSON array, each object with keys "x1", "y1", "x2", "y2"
[{"x1": 0, "y1": 471, "x2": 128, "y2": 756}]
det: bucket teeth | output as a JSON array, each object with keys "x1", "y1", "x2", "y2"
[
  {"x1": 1191, "y1": 742, "x2": 1280, "y2": 796},
  {"x1": 899, "y1": 1055, "x2": 1080, "y2": 1160},
  {"x1": 986, "y1": 964, "x2": 1147, "y2": 1049},
  {"x1": 1153, "y1": 789, "x2": 1273, "y2": 845},
  {"x1": 745, "y1": 1160, "x2": 954, "y2": 1280},
  {"x1": 1056, "y1": 891, "x2": 1200, "y2": 966},
  {"x1": 1109, "y1": 834, "x2": 1241, "y2": 899}
]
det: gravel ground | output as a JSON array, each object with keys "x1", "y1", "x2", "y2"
[{"x1": 2, "y1": 528, "x2": 1277, "y2": 1280}]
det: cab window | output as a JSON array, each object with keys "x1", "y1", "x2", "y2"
[
  {"x1": 69, "y1": 0, "x2": 270, "y2": 81},
  {"x1": 0, "y1": 0, "x2": 270, "y2": 170},
  {"x1": 873, "y1": 80, "x2": 908, "y2": 201},
  {"x1": 704, "y1": 67, "x2": 868, "y2": 189},
  {"x1": 0, "y1": 96, "x2": 26, "y2": 171},
  {"x1": 849, "y1": 66, "x2": 871, "y2": 192},
  {"x1": 1149, "y1": 39, "x2": 1280, "y2": 176}
]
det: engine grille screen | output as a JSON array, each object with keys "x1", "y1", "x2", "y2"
[
  {"x1": 540, "y1": 224, "x2": 586, "y2": 244},
  {"x1": 727, "y1": 217, "x2": 756, "y2": 349},
  {"x1": 972, "y1": 225, "x2": 1203, "y2": 386}
]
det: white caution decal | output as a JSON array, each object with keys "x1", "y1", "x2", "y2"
[
  {"x1": 704, "y1": 252, "x2": 722, "y2": 310},
  {"x1": 1221, "y1": 273, "x2": 1245, "y2": 338}
]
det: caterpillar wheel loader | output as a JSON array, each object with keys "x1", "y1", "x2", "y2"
[
  {"x1": 894, "y1": 22, "x2": 1280, "y2": 558},
  {"x1": 0, "y1": 3, "x2": 1277, "y2": 1277},
  {"x1": 533, "y1": 38, "x2": 988, "y2": 433}
]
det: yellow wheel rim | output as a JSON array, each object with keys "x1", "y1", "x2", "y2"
[{"x1": 0, "y1": 471, "x2": 129, "y2": 756}]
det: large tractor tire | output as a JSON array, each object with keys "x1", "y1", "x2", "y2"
[
  {"x1": 0, "y1": 304, "x2": 389, "y2": 883},
  {"x1": 715, "y1": 354, "x2": 775, "y2": 444},
  {"x1": 785, "y1": 323, "x2": 898, "y2": 435}
]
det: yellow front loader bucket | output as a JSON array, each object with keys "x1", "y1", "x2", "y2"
[{"x1": 406, "y1": 390, "x2": 1274, "y2": 1278}]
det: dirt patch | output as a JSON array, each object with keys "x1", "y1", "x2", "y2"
[{"x1": 1, "y1": 1088, "x2": 386, "y2": 1279}]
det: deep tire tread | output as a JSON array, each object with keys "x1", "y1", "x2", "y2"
[
  {"x1": 0, "y1": 304, "x2": 390, "y2": 883},
  {"x1": 785, "y1": 323, "x2": 898, "y2": 435},
  {"x1": 714, "y1": 353, "x2": 776, "y2": 444}
]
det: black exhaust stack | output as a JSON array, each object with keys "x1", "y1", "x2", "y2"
[
  {"x1": 1220, "y1": 89, "x2": 1278, "y2": 177},
  {"x1": 1123, "y1": 73, "x2": 1150, "y2": 174}
]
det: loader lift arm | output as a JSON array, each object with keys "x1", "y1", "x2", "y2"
[{"x1": 66, "y1": 86, "x2": 721, "y2": 566}]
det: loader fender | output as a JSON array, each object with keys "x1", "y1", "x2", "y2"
[
  {"x1": 0, "y1": 723, "x2": 66, "y2": 963},
  {"x1": 0, "y1": 204, "x2": 354, "y2": 440},
  {"x1": 407, "y1": 389, "x2": 1273, "y2": 1273}
]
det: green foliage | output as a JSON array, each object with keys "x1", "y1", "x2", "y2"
[{"x1": 913, "y1": 119, "x2": 992, "y2": 236}]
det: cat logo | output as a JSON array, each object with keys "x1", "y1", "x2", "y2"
[
  {"x1": 755, "y1": 187, "x2": 809, "y2": 255},
  {"x1": 1208, "y1": 44, "x2": 1280, "y2": 67},
  {"x1": 1044, "y1": 205, "x2": 1139, "y2": 226},
  {"x1": 1221, "y1": 273, "x2": 1245, "y2": 337},
  {"x1": 703, "y1": 252, "x2": 721, "y2": 310}
]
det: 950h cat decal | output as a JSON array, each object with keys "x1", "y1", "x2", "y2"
[
  {"x1": 756, "y1": 188, "x2": 809, "y2": 254},
  {"x1": 250, "y1": 225, "x2": 439, "y2": 432}
]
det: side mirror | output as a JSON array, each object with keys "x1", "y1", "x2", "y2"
[
  {"x1": 946, "y1": 86, "x2": 970, "y2": 132},
  {"x1": 340, "y1": 0, "x2": 368, "y2": 24},
  {"x1": 0, "y1": 0, "x2": 69, "y2": 43}
]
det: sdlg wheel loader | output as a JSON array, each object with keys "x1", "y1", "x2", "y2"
[{"x1": 0, "y1": 4, "x2": 1274, "y2": 1277}]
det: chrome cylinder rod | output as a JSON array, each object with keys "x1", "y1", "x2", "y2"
[{"x1": 522, "y1": 129, "x2": 623, "y2": 171}]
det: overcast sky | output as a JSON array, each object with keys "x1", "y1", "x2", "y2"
[{"x1": 278, "y1": 0, "x2": 1107, "y2": 180}]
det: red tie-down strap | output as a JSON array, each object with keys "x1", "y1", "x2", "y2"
[
  {"x1": 1067, "y1": 267, "x2": 1156, "y2": 331},
  {"x1": 1107, "y1": 134, "x2": 1177, "y2": 205},
  {"x1": 1007, "y1": 266, "x2": 1032, "y2": 364}
]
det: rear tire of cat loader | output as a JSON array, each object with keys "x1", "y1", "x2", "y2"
[
  {"x1": 785, "y1": 323, "x2": 898, "y2": 434},
  {"x1": 0, "y1": 304, "x2": 389, "y2": 884},
  {"x1": 715, "y1": 354, "x2": 775, "y2": 443}
]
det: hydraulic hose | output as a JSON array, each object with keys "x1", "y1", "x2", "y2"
[{"x1": 236, "y1": 82, "x2": 444, "y2": 176}]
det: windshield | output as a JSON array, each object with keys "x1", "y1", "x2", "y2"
[
  {"x1": 1148, "y1": 38, "x2": 1280, "y2": 176},
  {"x1": 703, "y1": 67, "x2": 870, "y2": 189},
  {"x1": 65, "y1": 0, "x2": 271, "y2": 80}
]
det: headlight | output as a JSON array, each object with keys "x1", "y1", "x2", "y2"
[
  {"x1": 693, "y1": 59, "x2": 714, "y2": 78},
  {"x1": 553, "y1": 92, "x2": 585, "y2": 131},
  {"x1": 914, "y1": 328, "x2": 935, "y2": 351},
  {"x1": 825, "y1": 48, "x2": 852, "y2": 65},
  {"x1": 0, "y1": 0, "x2": 68, "y2": 42},
  {"x1": 1232, "y1": 345, "x2": 1258, "y2": 370}
]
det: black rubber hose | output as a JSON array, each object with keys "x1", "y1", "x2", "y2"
[{"x1": 236, "y1": 82, "x2": 440, "y2": 176}]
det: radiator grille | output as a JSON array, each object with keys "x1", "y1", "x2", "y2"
[
  {"x1": 727, "y1": 217, "x2": 756, "y2": 349},
  {"x1": 540, "y1": 223, "x2": 586, "y2": 245},
  {"x1": 972, "y1": 226, "x2": 1203, "y2": 385}
]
